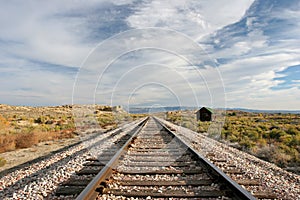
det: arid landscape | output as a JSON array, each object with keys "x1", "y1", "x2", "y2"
[
  {"x1": 0, "y1": 104, "x2": 145, "y2": 170},
  {"x1": 0, "y1": 105, "x2": 299, "y2": 199},
  {"x1": 1, "y1": 1, "x2": 300, "y2": 199},
  {"x1": 166, "y1": 109, "x2": 300, "y2": 174},
  {"x1": 1, "y1": 104, "x2": 299, "y2": 175}
]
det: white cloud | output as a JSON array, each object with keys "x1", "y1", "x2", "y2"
[
  {"x1": 0, "y1": 68, "x2": 74, "y2": 106},
  {"x1": 126, "y1": 0, "x2": 254, "y2": 39},
  {"x1": 219, "y1": 52, "x2": 300, "y2": 109},
  {"x1": 198, "y1": 1, "x2": 300, "y2": 110},
  {"x1": 1, "y1": 0, "x2": 300, "y2": 110},
  {"x1": 0, "y1": 0, "x2": 134, "y2": 105},
  {"x1": 0, "y1": 1, "x2": 97, "y2": 67},
  {"x1": 73, "y1": 34, "x2": 225, "y2": 108}
]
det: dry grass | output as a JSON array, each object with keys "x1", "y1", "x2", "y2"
[
  {"x1": 166, "y1": 110, "x2": 300, "y2": 169},
  {"x1": 0, "y1": 104, "x2": 136, "y2": 154},
  {"x1": 0, "y1": 135, "x2": 16, "y2": 152},
  {"x1": 0, "y1": 129, "x2": 75, "y2": 153},
  {"x1": 15, "y1": 133, "x2": 39, "y2": 149}
]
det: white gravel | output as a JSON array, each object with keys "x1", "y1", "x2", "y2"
[
  {"x1": 158, "y1": 117, "x2": 300, "y2": 200},
  {"x1": 102, "y1": 118, "x2": 228, "y2": 200},
  {"x1": 0, "y1": 119, "x2": 145, "y2": 200},
  {"x1": 3, "y1": 117, "x2": 297, "y2": 200}
]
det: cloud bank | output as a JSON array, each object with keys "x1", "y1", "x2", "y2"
[{"x1": 0, "y1": 0, "x2": 299, "y2": 110}]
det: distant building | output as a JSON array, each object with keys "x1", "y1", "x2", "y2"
[{"x1": 196, "y1": 107, "x2": 213, "y2": 121}]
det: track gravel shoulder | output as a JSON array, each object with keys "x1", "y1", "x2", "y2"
[
  {"x1": 0, "y1": 119, "x2": 145, "y2": 199},
  {"x1": 158, "y1": 117, "x2": 300, "y2": 200}
]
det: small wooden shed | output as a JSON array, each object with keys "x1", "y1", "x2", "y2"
[{"x1": 196, "y1": 107, "x2": 213, "y2": 121}]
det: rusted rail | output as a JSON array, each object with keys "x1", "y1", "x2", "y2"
[
  {"x1": 153, "y1": 117, "x2": 256, "y2": 200},
  {"x1": 75, "y1": 117, "x2": 149, "y2": 200},
  {"x1": 73, "y1": 116, "x2": 257, "y2": 200}
]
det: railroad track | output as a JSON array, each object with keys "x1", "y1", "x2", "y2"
[
  {"x1": 53, "y1": 117, "x2": 261, "y2": 199},
  {"x1": 54, "y1": 118, "x2": 148, "y2": 198},
  {"x1": 159, "y1": 118, "x2": 278, "y2": 199}
]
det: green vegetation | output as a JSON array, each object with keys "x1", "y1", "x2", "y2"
[
  {"x1": 97, "y1": 112, "x2": 117, "y2": 128},
  {"x1": 0, "y1": 157, "x2": 6, "y2": 167},
  {"x1": 0, "y1": 104, "x2": 146, "y2": 154},
  {"x1": 220, "y1": 111, "x2": 300, "y2": 168},
  {"x1": 130, "y1": 113, "x2": 148, "y2": 120},
  {"x1": 166, "y1": 110, "x2": 300, "y2": 170}
]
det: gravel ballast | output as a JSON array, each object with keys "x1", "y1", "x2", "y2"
[
  {"x1": 158, "y1": 117, "x2": 300, "y2": 200},
  {"x1": 0, "y1": 119, "x2": 144, "y2": 200}
]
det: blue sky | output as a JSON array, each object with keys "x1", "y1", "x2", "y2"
[{"x1": 0, "y1": 0, "x2": 299, "y2": 110}]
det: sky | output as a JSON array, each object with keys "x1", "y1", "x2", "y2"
[{"x1": 0, "y1": 0, "x2": 300, "y2": 110}]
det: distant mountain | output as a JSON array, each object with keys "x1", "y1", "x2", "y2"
[
  {"x1": 128, "y1": 106, "x2": 300, "y2": 114},
  {"x1": 128, "y1": 106, "x2": 197, "y2": 114},
  {"x1": 229, "y1": 108, "x2": 300, "y2": 114}
]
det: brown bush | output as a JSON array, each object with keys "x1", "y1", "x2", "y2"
[
  {"x1": 0, "y1": 115, "x2": 10, "y2": 135},
  {"x1": 59, "y1": 129, "x2": 75, "y2": 139},
  {"x1": 15, "y1": 133, "x2": 39, "y2": 149},
  {"x1": 0, "y1": 128, "x2": 75, "y2": 153},
  {"x1": 35, "y1": 131, "x2": 57, "y2": 142},
  {"x1": 0, "y1": 157, "x2": 6, "y2": 167},
  {"x1": 0, "y1": 135, "x2": 16, "y2": 153},
  {"x1": 0, "y1": 115, "x2": 9, "y2": 127}
]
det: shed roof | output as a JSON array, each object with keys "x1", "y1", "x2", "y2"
[{"x1": 200, "y1": 107, "x2": 214, "y2": 113}]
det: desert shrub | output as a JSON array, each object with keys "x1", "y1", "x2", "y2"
[
  {"x1": 166, "y1": 112, "x2": 182, "y2": 124},
  {"x1": 0, "y1": 115, "x2": 9, "y2": 134},
  {"x1": 170, "y1": 111, "x2": 300, "y2": 169},
  {"x1": 279, "y1": 134, "x2": 293, "y2": 144},
  {"x1": 130, "y1": 114, "x2": 147, "y2": 119},
  {"x1": 240, "y1": 136, "x2": 255, "y2": 150},
  {"x1": 228, "y1": 133, "x2": 239, "y2": 143},
  {"x1": 98, "y1": 113, "x2": 116, "y2": 128},
  {"x1": 0, "y1": 157, "x2": 6, "y2": 167},
  {"x1": 0, "y1": 128, "x2": 74, "y2": 153},
  {"x1": 273, "y1": 148, "x2": 292, "y2": 167},
  {"x1": 15, "y1": 132, "x2": 38, "y2": 149},
  {"x1": 289, "y1": 148, "x2": 299, "y2": 163},
  {"x1": 0, "y1": 115, "x2": 9, "y2": 126},
  {"x1": 257, "y1": 138, "x2": 267, "y2": 146},
  {"x1": 221, "y1": 129, "x2": 230, "y2": 139},
  {"x1": 227, "y1": 112, "x2": 236, "y2": 116},
  {"x1": 34, "y1": 116, "x2": 48, "y2": 124},
  {"x1": 38, "y1": 124, "x2": 51, "y2": 132},
  {"x1": 59, "y1": 129, "x2": 74, "y2": 139},
  {"x1": 20, "y1": 115, "x2": 27, "y2": 121},
  {"x1": 0, "y1": 135, "x2": 16, "y2": 153},
  {"x1": 247, "y1": 130, "x2": 260, "y2": 141},
  {"x1": 290, "y1": 134, "x2": 300, "y2": 146},
  {"x1": 182, "y1": 121, "x2": 193, "y2": 130},
  {"x1": 269, "y1": 129, "x2": 286, "y2": 141},
  {"x1": 23, "y1": 125, "x2": 35, "y2": 134},
  {"x1": 35, "y1": 131, "x2": 58, "y2": 142},
  {"x1": 256, "y1": 145, "x2": 274, "y2": 161},
  {"x1": 258, "y1": 124, "x2": 268, "y2": 131},
  {"x1": 54, "y1": 125, "x2": 61, "y2": 131},
  {"x1": 198, "y1": 126, "x2": 206, "y2": 133},
  {"x1": 286, "y1": 127, "x2": 299, "y2": 135}
]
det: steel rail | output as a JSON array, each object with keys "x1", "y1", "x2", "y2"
[
  {"x1": 75, "y1": 117, "x2": 149, "y2": 200},
  {"x1": 153, "y1": 116, "x2": 256, "y2": 200}
]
